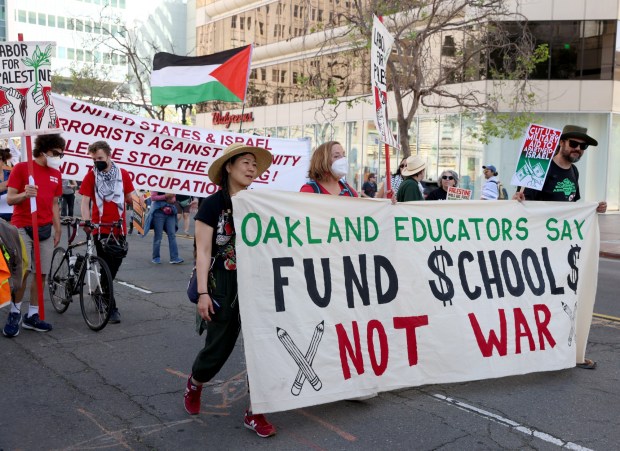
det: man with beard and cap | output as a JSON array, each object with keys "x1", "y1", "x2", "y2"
[
  {"x1": 80, "y1": 140, "x2": 137, "y2": 324},
  {"x1": 514, "y1": 124, "x2": 607, "y2": 370},
  {"x1": 514, "y1": 125, "x2": 607, "y2": 211}
]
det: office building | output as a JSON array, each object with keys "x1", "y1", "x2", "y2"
[{"x1": 192, "y1": 0, "x2": 619, "y2": 209}]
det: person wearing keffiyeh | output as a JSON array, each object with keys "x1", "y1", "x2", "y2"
[{"x1": 79, "y1": 141, "x2": 137, "y2": 324}]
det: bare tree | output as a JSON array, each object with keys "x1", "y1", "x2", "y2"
[
  {"x1": 52, "y1": 8, "x2": 184, "y2": 121},
  {"x1": 53, "y1": 64, "x2": 122, "y2": 107},
  {"x1": 302, "y1": 0, "x2": 548, "y2": 156}
]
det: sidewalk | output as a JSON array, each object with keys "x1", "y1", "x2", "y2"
[{"x1": 599, "y1": 213, "x2": 620, "y2": 259}]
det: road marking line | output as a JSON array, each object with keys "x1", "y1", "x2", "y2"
[
  {"x1": 297, "y1": 409, "x2": 357, "y2": 442},
  {"x1": 593, "y1": 313, "x2": 620, "y2": 322},
  {"x1": 166, "y1": 368, "x2": 188, "y2": 378},
  {"x1": 432, "y1": 394, "x2": 592, "y2": 451},
  {"x1": 115, "y1": 280, "x2": 152, "y2": 294}
]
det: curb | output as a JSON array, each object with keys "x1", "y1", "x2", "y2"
[{"x1": 600, "y1": 251, "x2": 620, "y2": 259}]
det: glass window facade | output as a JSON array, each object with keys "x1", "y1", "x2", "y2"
[
  {"x1": 0, "y1": 0, "x2": 5, "y2": 41},
  {"x1": 492, "y1": 21, "x2": 617, "y2": 81},
  {"x1": 198, "y1": 11, "x2": 620, "y2": 207}
]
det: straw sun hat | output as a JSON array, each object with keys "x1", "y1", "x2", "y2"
[
  {"x1": 207, "y1": 142, "x2": 272, "y2": 186},
  {"x1": 401, "y1": 155, "x2": 427, "y2": 177}
]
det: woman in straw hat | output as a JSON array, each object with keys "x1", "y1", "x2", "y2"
[
  {"x1": 396, "y1": 155, "x2": 427, "y2": 202},
  {"x1": 183, "y1": 143, "x2": 277, "y2": 438},
  {"x1": 300, "y1": 141, "x2": 358, "y2": 196}
]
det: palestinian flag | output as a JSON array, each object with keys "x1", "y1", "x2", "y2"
[{"x1": 151, "y1": 45, "x2": 253, "y2": 106}]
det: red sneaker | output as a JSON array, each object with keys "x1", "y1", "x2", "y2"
[
  {"x1": 244, "y1": 410, "x2": 276, "y2": 437},
  {"x1": 184, "y1": 375, "x2": 202, "y2": 415}
]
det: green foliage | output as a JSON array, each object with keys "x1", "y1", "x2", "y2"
[
  {"x1": 52, "y1": 64, "x2": 119, "y2": 106},
  {"x1": 295, "y1": 1, "x2": 550, "y2": 154},
  {"x1": 465, "y1": 112, "x2": 540, "y2": 144}
]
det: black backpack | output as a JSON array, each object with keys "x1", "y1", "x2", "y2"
[{"x1": 495, "y1": 181, "x2": 508, "y2": 200}]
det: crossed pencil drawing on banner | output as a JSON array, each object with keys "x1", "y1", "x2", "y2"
[
  {"x1": 277, "y1": 321, "x2": 325, "y2": 396},
  {"x1": 561, "y1": 301, "x2": 577, "y2": 347}
]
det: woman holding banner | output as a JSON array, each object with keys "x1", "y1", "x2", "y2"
[
  {"x1": 184, "y1": 142, "x2": 277, "y2": 438},
  {"x1": 299, "y1": 141, "x2": 381, "y2": 401},
  {"x1": 299, "y1": 141, "x2": 358, "y2": 196}
]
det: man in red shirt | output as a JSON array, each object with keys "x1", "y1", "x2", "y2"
[
  {"x1": 80, "y1": 140, "x2": 136, "y2": 324},
  {"x1": 3, "y1": 134, "x2": 64, "y2": 337}
]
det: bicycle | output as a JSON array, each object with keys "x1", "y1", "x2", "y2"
[{"x1": 47, "y1": 217, "x2": 122, "y2": 331}]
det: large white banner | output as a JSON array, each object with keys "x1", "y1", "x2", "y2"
[
  {"x1": 0, "y1": 42, "x2": 59, "y2": 137},
  {"x1": 371, "y1": 16, "x2": 398, "y2": 148},
  {"x1": 233, "y1": 192, "x2": 600, "y2": 413},
  {"x1": 51, "y1": 94, "x2": 311, "y2": 195}
]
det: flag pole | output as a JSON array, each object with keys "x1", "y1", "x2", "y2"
[
  {"x1": 238, "y1": 102, "x2": 246, "y2": 133},
  {"x1": 18, "y1": 34, "x2": 46, "y2": 320},
  {"x1": 22, "y1": 133, "x2": 46, "y2": 320},
  {"x1": 385, "y1": 143, "x2": 392, "y2": 193},
  {"x1": 238, "y1": 44, "x2": 254, "y2": 133},
  {"x1": 376, "y1": 17, "x2": 393, "y2": 197}
]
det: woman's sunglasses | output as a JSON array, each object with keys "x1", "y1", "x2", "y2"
[{"x1": 442, "y1": 175, "x2": 455, "y2": 180}]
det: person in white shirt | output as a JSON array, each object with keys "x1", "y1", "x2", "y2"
[{"x1": 480, "y1": 165, "x2": 499, "y2": 200}]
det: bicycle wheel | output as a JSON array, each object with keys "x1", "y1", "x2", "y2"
[
  {"x1": 47, "y1": 247, "x2": 72, "y2": 313},
  {"x1": 79, "y1": 255, "x2": 113, "y2": 331}
]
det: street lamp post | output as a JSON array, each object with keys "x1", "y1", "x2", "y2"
[{"x1": 175, "y1": 104, "x2": 192, "y2": 125}]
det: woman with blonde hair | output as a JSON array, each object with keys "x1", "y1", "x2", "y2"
[{"x1": 300, "y1": 141, "x2": 357, "y2": 196}]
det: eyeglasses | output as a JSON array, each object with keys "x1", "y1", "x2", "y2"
[
  {"x1": 442, "y1": 175, "x2": 455, "y2": 180},
  {"x1": 567, "y1": 139, "x2": 588, "y2": 151},
  {"x1": 46, "y1": 152, "x2": 64, "y2": 159}
]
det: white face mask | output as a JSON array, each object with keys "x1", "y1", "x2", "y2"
[
  {"x1": 45, "y1": 155, "x2": 62, "y2": 170},
  {"x1": 331, "y1": 158, "x2": 348, "y2": 178}
]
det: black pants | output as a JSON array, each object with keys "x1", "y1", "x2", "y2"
[
  {"x1": 61, "y1": 193, "x2": 75, "y2": 217},
  {"x1": 94, "y1": 235, "x2": 125, "y2": 305},
  {"x1": 191, "y1": 269, "x2": 240, "y2": 383}
]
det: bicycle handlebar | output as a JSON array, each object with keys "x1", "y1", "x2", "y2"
[
  {"x1": 60, "y1": 217, "x2": 124, "y2": 245},
  {"x1": 60, "y1": 217, "x2": 124, "y2": 229}
]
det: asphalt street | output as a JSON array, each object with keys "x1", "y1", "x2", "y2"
[{"x1": 1, "y1": 218, "x2": 619, "y2": 450}]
